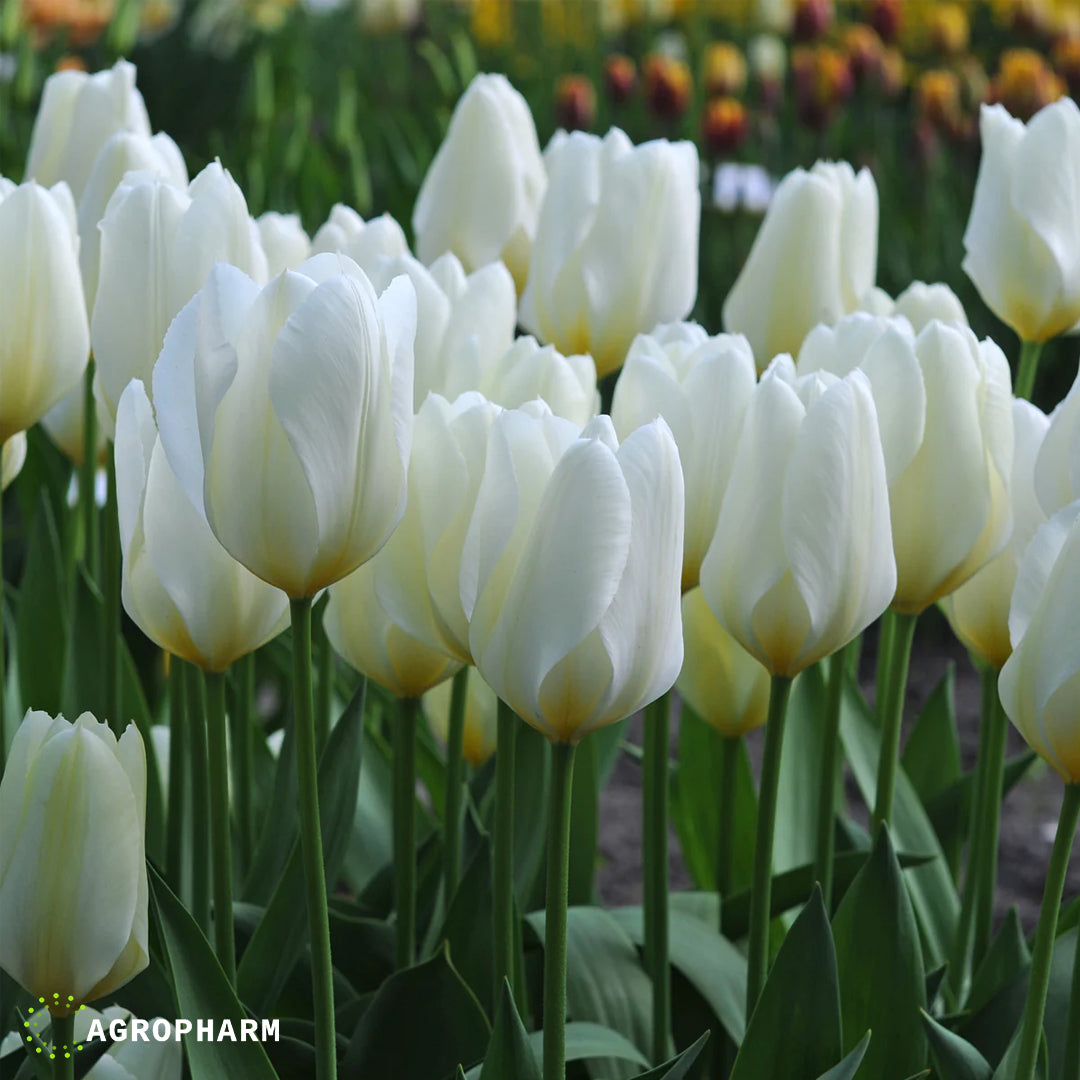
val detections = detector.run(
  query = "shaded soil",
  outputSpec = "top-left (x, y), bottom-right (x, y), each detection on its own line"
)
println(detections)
top-left (597, 614), bottom-right (1080, 933)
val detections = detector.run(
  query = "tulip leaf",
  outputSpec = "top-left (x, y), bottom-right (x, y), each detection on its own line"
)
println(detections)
top-left (326, 910), bottom-right (395, 997)
top-left (625, 1031), bottom-right (710, 1079)
top-left (243, 713), bottom-right (296, 903)
top-left (340, 946), bottom-right (489, 1079)
top-left (991, 1027), bottom-right (1047, 1080)
top-left (149, 866), bottom-right (278, 1080)
top-left (815, 1032), bottom-right (872, 1080)
top-left (440, 837), bottom-right (495, 1014)
top-left (478, 980), bottom-right (541, 1080)
top-left (729, 889), bottom-right (841, 1079)
top-left (967, 908), bottom-right (1030, 1015)
top-left (236, 680), bottom-right (366, 1017)
top-left (342, 719), bottom-right (394, 896)
top-left (921, 1010), bottom-right (992, 1080)
top-left (510, 720), bottom-right (551, 910)
top-left (833, 827), bottom-right (926, 1077)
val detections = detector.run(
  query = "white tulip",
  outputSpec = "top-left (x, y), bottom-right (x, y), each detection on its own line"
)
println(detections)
top-left (1034, 367), bottom-right (1080, 517)
top-left (425, 671), bottom-right (498, 767)
top-left (310, 204), bottom-right (409, 266)
top-left (257, 211), bottom-right (312, 275)
top-left (2, 433), bottom-right (26, 491)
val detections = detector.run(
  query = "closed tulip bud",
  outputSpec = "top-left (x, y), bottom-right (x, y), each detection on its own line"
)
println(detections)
top-left (704, 42), bottom-right (748, 97)
top-left (153, 256), bottom-right (415, 598)
top-left (1034, 367), bottom-right (1080, 516)
top-left (0, 181), bottom-right (89, 443)
top-left (521, 128), bottom-right (700, 379)
top-left (893, 280), bottom-right (968, 330)
top-left (604, 54), bottom-right (638, 104)
top-left (612, 322), bottom-right (756, 591)
top-left (842, 24), bottom-right (883, 84)
top-left (963, 99), bottom-right (1080, 343)
top-left (1052, 35), bottom-right (1080, 99)
top-left (990, 49), bottom-right (1066, 123)
top-left (748, 33), bottom-right (787, 106)
top-left (91, 163), bottom-right (268, 431)
top-left (554, 75), bottom-right (597, 133)
top-left (793, 0), bottom-right (833, 41)
top-left (413, 74), bottom-right (546, 292)
top-left (929, 3), bottom-right (970, 55)
top-left (700, 358), bottom-right (895, 676)
top-left (25, 60), bottom-right (150, 204)
top-left (464, 409), bottom-right (684, 744)
top-left (425, 672), bottom-right (498, 767)
top-left (481, 336), bottom-right (599, 427)
top-left (869, 0), bottom-right (901, 43)
top-left (999, 502), bottom-right (1080, 781)
top-left (0, 711), bottom-right (148, 1011)
top-left (942, 400), bottom-right (1049, 669)
top-left (723, 160), bottom-right (878, 366)
top-left (643, 55), bottom-right (693, 120)
top-left (311, 205), bottom-right (409, 267)
top-left (677, 587), bottom-right (770, 737)
top-left (115, 380), bottom-right (289, 672)
top-left (257, 212), bottom-right (311, 276)
top-left (2, 433), bottom-right (27, 491)
top-left (702, 98), bottom-right (750, 157)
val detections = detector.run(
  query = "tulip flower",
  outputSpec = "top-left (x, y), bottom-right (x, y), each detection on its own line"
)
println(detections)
top-left (413, 73), bottom-right (546, 291)
top-left (612, 323), bottom-right (757, 590)
top-left (25, 59), bottom-right (150, 204)
top-left (481, 336), bottom-right (599, 427)
top-left (0, 181), bottom-right (90, 443)
top-left (257, 211), bottom-right (312, 275)
top-left (861, 280), bottom-right (968, 332)
top-left (310, 204), bottom-right (409, 266)
top-left (722, 160), bottom-right (878, 365)
top-left (1034, 367), bottom-right (1080, 517)
top-left (425, 669), bottom-right (498, 768)
top-left (520, 127), bottom-right (700, 378)
top-left (91, 162), bottom-right (267, 431)
top-left (0, 711), bottom-right (148, 1011)
top-left (1, 434), bottom-right (26, 491)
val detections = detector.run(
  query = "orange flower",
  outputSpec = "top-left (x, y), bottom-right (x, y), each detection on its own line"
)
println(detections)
top-left (916, 68), bottom-right (964, 135)
top-left (703, 41), bottom-right (747, 97)
top-left (22, 0), bottom-right (112, 44)
top-left (555, 74), bottom-right (596, 132)
top-left (792, 43), bottom-right (852, 128)
top-left (643, 53), bottom-right (693, 120)
top-left (841, 23), bottom-right (883, 85)
top-left (604, 53), bottom-right (637, 104)
top-left (702, 96), bottom-right (749, 155)
top-left (991, 47), bottom-right (1066, 120)
top-left (928, 3), bottom-right (970, 56)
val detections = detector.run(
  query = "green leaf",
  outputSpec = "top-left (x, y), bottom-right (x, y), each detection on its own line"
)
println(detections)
top-left (236, 680), bottom-right (365, 1017)
top-left (340, 946), bottom-right (489, 1080)
top-left (833, 827), bottom-right (926, 1077)
top-left (990, 1028), bottom-right (1047, 1080)
top-left (243, 714), bottom-right (297, 903)
top-left (1044, 926), bottom-right (1077, 1080)
top-left (921, 1010), bottom-right (992, 1080)
top-left (626, 1031), bottom-right (710, 1080)
top-left (730, 889), bottom-right (841, 1079)
top-left (815, 1033), bottom-right (872, 1080)
top-left (150, 867), bottom-right (278, 1080)
top-left (479, 981), bottom-right (541, 1080)
top-left (440, 837), bottom-right (494, 1014)
top-left (511, 721), bottom-right (551, 909)
top-left (327, 911), bottom-right (394, 997)
top-left (342, 723), bottom-right (393, 895)
top-left (967, 908), bottom-right (1030, 1015)
top-left (462, 1023), bottom-right (649, 1080)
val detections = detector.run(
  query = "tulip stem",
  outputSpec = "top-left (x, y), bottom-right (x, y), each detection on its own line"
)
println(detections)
top-left (206, 670), bottom-right (236, 984)
top-left (393, 696), bottom-right (419, 970)
top-left (80, 360), bottom-right (98, 580)
top-left (493, 698), bottom-right (518, 1004)
top-left (1016, 783), bottom-right (1080, 1080)
top-left (815, 648), bottom-right (847, 910)
top-left (1015, 339), bottom-right (1044, 403)
top-left (0, 502), bottom-right (5, 775)
top-left (51, 1013), bottom-right (74, 1080)
top-left (746, 674), bottom-right (794, 1017)
top-left (1065, 914), bottom-right (1080, 1080)
top-left (315, 596), bottom-right (332, 752)
top-left (290, 596), bottom-right (337, 1080)
top-left (444, 666), bottom-right (469, 900)
top-left (233, 653), bottom-right (256, 876)
top-left (874, 612), bottom-right (896, 728)
top-left (187, 664), bottom-right (211, 935)
top-left (717, 734), bottom-right (740, 908)
top-left (643, 692), bottom-right (672, 1064)
top-left (872, 613), bottom-right (918, 829)
top-left (543, 740), bottom-right (577, 1080)
top-left (165, 654), bottom-right (187, 891)
top-left (103, 452), bottom-right (121, 733)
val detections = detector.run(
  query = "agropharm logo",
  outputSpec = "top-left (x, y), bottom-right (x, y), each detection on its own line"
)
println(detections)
top-left (87, 1016), bottom-right (280, 1044)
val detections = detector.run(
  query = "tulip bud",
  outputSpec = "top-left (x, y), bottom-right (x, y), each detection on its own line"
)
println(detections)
top-left (643, 54), bottom-right (693, 120)
top-left (928, 3), bottom-right (970, 55)
top-left (0, 711), bottom-right (148, 1011)
top-left (792, 44), bottom-right (853, 128)
top-left (413, 74), bottom-right (546, 292)
top-left (793, 0), bottom-right (833, 41)
top-left (25, 60), bottom-right (150, 204)
top-left (91, 162), bottom-right (268, 431)
top-left (677, 587), bottom-right (770, 737)
top-left (723, 160), bottom-right (878, 366)
top-left (2, 433), bottom-right (27, 491)
top-left (115, 380), bottom-right (289, 672)
top-left (425, 672), bottom-right (498, 768)
top-left (612, 322), bottom-right (756, 591)
top-left (990, 48), bottom-right (1065, 122)
top-left (875, 46), bottom-right (907, 100)
top-left (0, 181), bottom-right (89, 443)
top-left (464, 409), bottom-right (684, 743)
top-left (703, 42), bottom-right (748, 98)
top-left (311, 205), bottom-right (409, 267)
top-left (153, 256), bottom-right (415, 598)
top-left (702, 98), bottom-right (750, 156)
top-left (916, 69), bottom-right (965, 136)
top-left (699, 359), bottom-right (895, 676)
top-left (604, 54), bottom-right (638, 104)
top-left (999, 502), bottom-right (1080, 781)
top-left (481, 336), bottom-right (599, 427)
top-left (860, 280), bottom-right (968, 332)
top-left (257, 211), bottom-right (312, 275)
top-left (554, 75), bottom-right (596, 132)
top-left (748, 33), bottom-right (787, 107)
top-left (521, 127), bottom-right (700, 379)
top-left (1052, 35), bottom-right (1080, 99)
top-left (841, 24), bottom-right (883, 85)
top-left (963, 99), bottom-right (1080, 343)
top-left (85, 1012), bottom-right (182, 1079)
top-left (868, 0), bottom-right (901, 43)
top-left (942, 400), bottom-right (1049, 669)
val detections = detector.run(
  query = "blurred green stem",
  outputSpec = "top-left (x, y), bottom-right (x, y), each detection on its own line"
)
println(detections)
top-left (1065, 918), bottom-right (1080, 1080)
top-left (717, 734), bottom-right (740, 908)
top-left (1016, 784), bottom-right (1080, 1080)
top-left (290, 596), bottom-right (337, 1080)
top-left (493, 698), bottom-right (518, 1005)
top-left (444, 667), bottom-right (469, 900)
top-left (543, 741), bottom-right (577, 1080)
top-left (815, 648), bottom-right (846, 909)
top-left (393, 696), bottom-right (419, 969)
top-left (80, 360), bottom-right (98, 580)
top-left (643, 693), bottom-right (671, 1064)
top-left (872, 613), bottom-right (918, 829)
top-left (1015, 340), bottom-right (1044, 403)
top-left (104, 451), bottom-right (121, 732)
top-left (205, 670), bottom-right (235, 984)
top-left (165, 655), bottom-right (187, 890)
top-left (51, 1013), bottom-right (74, 1080)
top-left (187, 664), bottom-right (211, 935)
top-left (315, 596), bottom-right (332, 752)
top-left (233, 653), bottom-right (256, 876)
top-left (746, 674), bottom-right (794, 1017)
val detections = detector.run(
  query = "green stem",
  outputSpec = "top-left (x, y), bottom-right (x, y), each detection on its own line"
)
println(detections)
top-left (746, 674), bottom-right (794, 1017)
top-left (717, 734), bottom-right (740, 907)
top-left (872, 613), bottom-right (918, 829)
top-left (187, 664), bottom-right (211, 935)
top-left (290, 596), bottom-right (337, 1080)
top-left (315, 596), bottom-right (332, 752)
top-left (165, 655), bottom-right (187, 890)
top-left (543, 741), bottom-right (578, 1080)
top-left (1064, 915), bottom-right (1080, 1080)
top-left (0, 493), bottom-right (5, 776)
top-left (1015, 339), bottom-right (1044, 403)
top-left (815, 648), bottom-right (846, 910)
top-left (874, 611), bottom-right (896, 728)
top-left (80, 361), bottom-right (98, 580)
top-left (205, 670), bottom-right (235, 984)
top-left (444, 666), bottom-right (469, 900)
top-left (103, 450), bottom-right (121, 732)
top-left (1015, 784), bottom-right (1080, 1080)
top-left (51, 1012), bottom-right (74, 1080)
top-left (643, 693), bottom-right (671, 1064)
top-left (234, 653), bottom-right (256, 876)
top-left (493, 698), bottom-right (518, 1004)
top-left (393, 696), bottom-right (419, 969)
